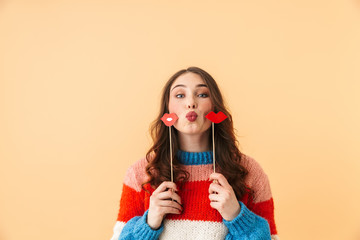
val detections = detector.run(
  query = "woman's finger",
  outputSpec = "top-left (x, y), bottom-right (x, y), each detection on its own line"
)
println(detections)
top-left (209, 173), bottom-right (231, 189)
top-left (156, 190), bottom-right (182, 204)
top-left (158, 199), bottom-right (183, 211)
top-left (209, 201), bottom-right (223, 211)
top-left (208, 182), bottom-right (225, 194)
top-left (159, 206), bottom-right (181, 215)
top-left (153, 181), bottom-right (178, 194)
top-left (209, 193), bottom-right (222, 202)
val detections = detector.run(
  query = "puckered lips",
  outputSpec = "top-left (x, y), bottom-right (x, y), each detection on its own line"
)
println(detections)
top-left (161, 113), bottom-right (178, 126)
top-left (205, 111), bottom-right (227, 123)
top-left (186, 111), bottom-right (198, 122)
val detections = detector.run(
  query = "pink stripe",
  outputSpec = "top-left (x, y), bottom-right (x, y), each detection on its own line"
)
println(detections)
top-left (123, 157), bottom-right (149, 192)
top-left (123, 154), bottom-right (273, 203)
top-left (182, 164), bottom-right (213, 182)
top-left (241, 154), bottom-right (272, 203)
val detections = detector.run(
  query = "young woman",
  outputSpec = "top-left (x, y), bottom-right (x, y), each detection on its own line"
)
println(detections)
top-left (110, 67), bottom-right (279, 240)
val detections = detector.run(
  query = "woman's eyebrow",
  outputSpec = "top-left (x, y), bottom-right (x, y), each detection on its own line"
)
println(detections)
top-left (171, 84), bottom-right (208, 92)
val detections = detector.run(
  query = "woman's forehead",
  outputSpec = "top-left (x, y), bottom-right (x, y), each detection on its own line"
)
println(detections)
top-left (171, 72), bottom-right (207, 89)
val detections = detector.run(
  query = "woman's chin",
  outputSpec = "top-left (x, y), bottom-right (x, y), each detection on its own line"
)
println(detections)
top-left (179, 128), bottom-right (205, 135)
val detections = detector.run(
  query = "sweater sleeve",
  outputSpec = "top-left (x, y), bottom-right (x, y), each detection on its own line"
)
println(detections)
top-left (110, 158), bottom-right (162, 240)
top-left (223, 201), bottom-right (271, 240)
top-left (118, 210), bottom-right (164, 239)
top-left (242, 155), bottom-right (279, 239)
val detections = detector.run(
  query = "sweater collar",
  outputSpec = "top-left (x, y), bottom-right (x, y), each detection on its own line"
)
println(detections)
top-left (176, 150), bottom-right (213, 165)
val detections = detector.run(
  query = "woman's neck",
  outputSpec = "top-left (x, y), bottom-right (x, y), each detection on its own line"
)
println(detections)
top-left (177, 130), bottom-right (211, 152)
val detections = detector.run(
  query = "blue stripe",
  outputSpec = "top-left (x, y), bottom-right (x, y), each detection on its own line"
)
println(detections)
top-left (176, 150), bottom-right (213, 165)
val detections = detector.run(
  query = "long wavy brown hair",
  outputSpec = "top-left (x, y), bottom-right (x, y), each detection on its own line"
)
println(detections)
top-left (142, 66), bottom-right (253, 200)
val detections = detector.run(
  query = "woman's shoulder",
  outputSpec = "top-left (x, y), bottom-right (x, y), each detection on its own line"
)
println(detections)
top-left (122, 156), bottom-right (150, 191)
top-left (240, 153), bottom-right (268, 177)
top-left (128, 156), bottom-right (149, 173)
top-left (240, 153), bottom-right (273, 203)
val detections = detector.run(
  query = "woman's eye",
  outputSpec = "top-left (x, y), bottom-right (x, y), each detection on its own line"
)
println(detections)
top-left (176, 94), bottom-right (185, 98)
top-left (198, 93), bottom-right (208, 98)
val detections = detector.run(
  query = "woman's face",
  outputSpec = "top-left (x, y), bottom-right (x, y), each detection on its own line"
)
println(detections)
top-left (168, 72), bottom-right (214, 135)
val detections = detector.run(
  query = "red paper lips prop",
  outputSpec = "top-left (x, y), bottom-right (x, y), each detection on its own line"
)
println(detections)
top-left (161, 113), bottom-right (178, 126)
top-left (161, 112), bottom-right (179, 184)
top-left (205, 111), bottom-right (227, 123)
top-left (205, 111), bottom-right (228, 175)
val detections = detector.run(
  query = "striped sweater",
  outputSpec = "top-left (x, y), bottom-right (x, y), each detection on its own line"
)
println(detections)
top-left (110, 150), bottom-right (279, 240)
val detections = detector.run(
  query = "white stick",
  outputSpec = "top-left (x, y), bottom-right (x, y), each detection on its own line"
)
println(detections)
top-left (212, 122), bottom-right (215, 173)
top-left (169, 126), bottom-right (173, 183)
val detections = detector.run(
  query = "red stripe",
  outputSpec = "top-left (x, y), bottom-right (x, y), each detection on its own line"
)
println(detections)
top-left (251, 198), bottom-right (277, 235)
top-left (117, 184), bottom-right (145, 222)
top-left (124, 181), bottom-right (252, 223)
top-left (166, 181), bottom-right (223, 222)
top-left (118, 181), bottom-right (277, 235)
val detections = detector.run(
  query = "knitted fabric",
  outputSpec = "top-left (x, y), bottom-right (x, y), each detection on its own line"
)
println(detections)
top-left (110, 151), bottom-right (279, 240)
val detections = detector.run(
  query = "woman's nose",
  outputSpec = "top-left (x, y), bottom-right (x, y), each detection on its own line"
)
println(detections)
top-left (187, 97), bottom-right (197, 109)
top-left (187, 104), bottom-right (196, 109)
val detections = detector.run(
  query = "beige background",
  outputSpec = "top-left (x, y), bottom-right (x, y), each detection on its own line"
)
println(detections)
top-left (1, 0), bottom-right (360, 239)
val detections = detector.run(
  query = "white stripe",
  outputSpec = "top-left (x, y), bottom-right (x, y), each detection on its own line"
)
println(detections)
top-left (110, 220), bottom-right (278, 240)
top-left (109, 221), bottom-right (126, 240)
top-left (159, 219), bottom-right (228, 240)
top-left (271, 234), bottom-right (280, 240)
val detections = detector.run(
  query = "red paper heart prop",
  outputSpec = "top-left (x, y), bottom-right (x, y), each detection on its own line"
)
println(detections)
top-left (205, 111), bottom-right (227, 123)
top-left (161, 113), bottom-right (178, 126)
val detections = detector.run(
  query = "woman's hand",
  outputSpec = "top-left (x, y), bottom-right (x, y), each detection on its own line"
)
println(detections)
top-left (147, 181), bottom-right (182, 230)
top-left (209, 173), bottom-right (241, 221)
